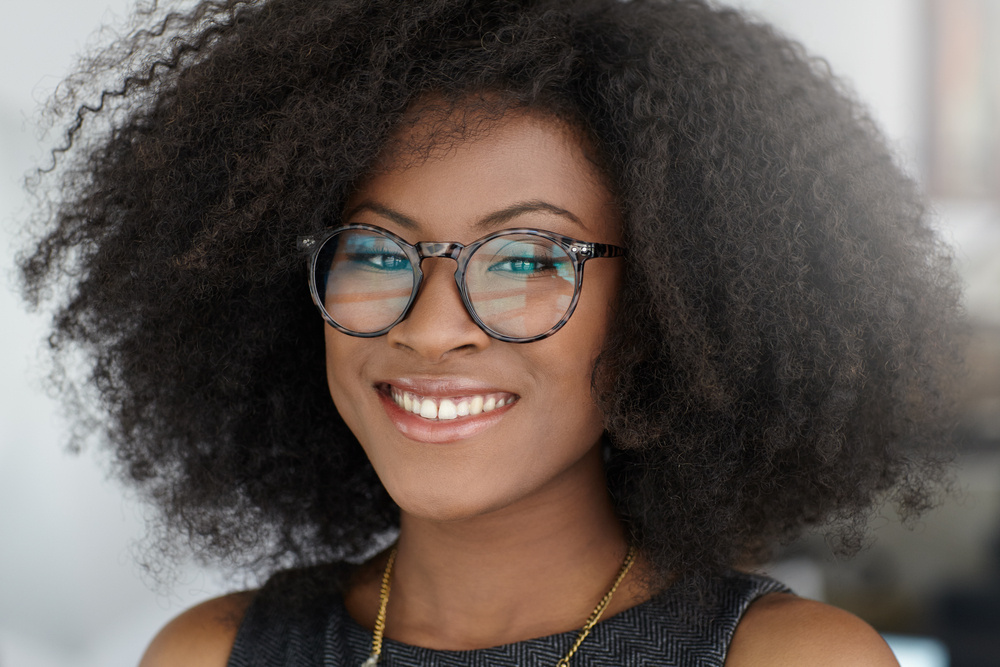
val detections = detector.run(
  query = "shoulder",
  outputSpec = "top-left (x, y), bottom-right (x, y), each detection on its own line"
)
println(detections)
top-left (139, 591), bottom-right (257, 667)
top-left (725, 593), bottom-right (899, 667)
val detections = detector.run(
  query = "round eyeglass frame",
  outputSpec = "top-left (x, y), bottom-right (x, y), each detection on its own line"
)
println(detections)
top-left (298, 223), bottom-right (625, 343)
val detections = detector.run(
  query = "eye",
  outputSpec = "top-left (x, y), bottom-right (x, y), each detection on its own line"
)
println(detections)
top-left (347, 250), bottom-right (411, 271)
top-left (489, 255), bottom-right (557, 274)
top-left (483, 239), bottom-right (570, 278)
top-left (340, 235), bottom-right (411, 272)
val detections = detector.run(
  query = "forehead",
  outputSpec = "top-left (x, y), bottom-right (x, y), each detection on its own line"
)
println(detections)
top-left (346, 108), bottom-right (621, 243)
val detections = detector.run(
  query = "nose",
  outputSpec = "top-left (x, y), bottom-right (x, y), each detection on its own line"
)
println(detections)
top-left (386, 258), bottom-right (492, 361)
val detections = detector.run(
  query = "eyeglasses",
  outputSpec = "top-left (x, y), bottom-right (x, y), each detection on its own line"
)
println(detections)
top-left (299, 223), bottom-right (624, 343)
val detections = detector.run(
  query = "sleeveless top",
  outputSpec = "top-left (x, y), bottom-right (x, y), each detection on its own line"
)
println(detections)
top-left (227, 570), bottom-right (789, 666)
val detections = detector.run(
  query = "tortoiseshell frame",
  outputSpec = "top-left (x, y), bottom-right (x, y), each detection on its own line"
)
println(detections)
top-left (298, 223), bottom-right (625, 343)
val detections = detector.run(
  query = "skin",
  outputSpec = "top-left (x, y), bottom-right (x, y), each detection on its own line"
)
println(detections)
top-left (139, 110), bottom-right (899, 667)
top-left (329, 110), bottom-right (635, 649)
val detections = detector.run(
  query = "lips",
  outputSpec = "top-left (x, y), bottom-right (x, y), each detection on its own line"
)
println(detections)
top-left (387, 385), bottom-right (518, 420)
top-left (375, 380), bottom-right (519, 443)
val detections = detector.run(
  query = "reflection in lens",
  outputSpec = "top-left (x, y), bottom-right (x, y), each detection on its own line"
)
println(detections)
top-left (465, 235), bottom-right (575, 338)
top-left (315, 229), bottom-right (414, 333)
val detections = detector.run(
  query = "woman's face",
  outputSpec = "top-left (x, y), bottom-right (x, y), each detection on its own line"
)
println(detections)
top-left (325, 110), bottom-right (623, 522)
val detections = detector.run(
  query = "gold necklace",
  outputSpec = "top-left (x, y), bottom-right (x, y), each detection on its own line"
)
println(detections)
top-left (361, 544), bottom-right (638, 667)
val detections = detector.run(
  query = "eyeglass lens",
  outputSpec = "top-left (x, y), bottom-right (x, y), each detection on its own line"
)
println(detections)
top-left (314, 228), bottom-right (577, 339)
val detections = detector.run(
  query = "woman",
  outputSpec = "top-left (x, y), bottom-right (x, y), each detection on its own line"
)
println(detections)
top-left (20, 0), bottom-right (962, 664)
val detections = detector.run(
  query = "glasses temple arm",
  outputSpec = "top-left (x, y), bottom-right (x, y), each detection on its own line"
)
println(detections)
top-left (579, 242), bottom-right (626, 259)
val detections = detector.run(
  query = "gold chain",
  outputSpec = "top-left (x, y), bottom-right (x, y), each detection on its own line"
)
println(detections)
top-left (362, 544), bottom-right (637, 667)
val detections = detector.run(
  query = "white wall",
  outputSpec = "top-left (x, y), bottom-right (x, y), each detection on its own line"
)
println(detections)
top-left (0, 3), bottom-right (227, 666)
top-left (734, 0), bottom-right (926, 166)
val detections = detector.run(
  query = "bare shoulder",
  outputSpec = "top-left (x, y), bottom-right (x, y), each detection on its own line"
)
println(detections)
top-left (138, 591), bottom-right (256, 667)
top-left (725, 593), bottom-right (899, 667)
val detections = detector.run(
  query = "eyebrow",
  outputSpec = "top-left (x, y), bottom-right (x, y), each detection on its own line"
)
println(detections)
top-left (343, 202), bottom-right (419, 229)
top-left (343, 200), bottom-right (585, 232)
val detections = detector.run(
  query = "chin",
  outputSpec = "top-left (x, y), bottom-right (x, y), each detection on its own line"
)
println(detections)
top-left (388, 477), bottom-right (524, 524)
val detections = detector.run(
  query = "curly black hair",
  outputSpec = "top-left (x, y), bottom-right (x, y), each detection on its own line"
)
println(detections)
top-left (19, 0), bottom-right (963, 588)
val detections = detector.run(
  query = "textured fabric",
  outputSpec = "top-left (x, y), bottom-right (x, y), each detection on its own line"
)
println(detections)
top-left (227, 570), bottom-right (788, 666)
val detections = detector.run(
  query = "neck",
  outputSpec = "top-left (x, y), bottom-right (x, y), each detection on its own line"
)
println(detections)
top-left (347, 444), bottom-right (647, 650)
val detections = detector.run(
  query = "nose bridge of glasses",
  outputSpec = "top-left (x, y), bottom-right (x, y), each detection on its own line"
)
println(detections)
top-left (415, 241), bottom-right (464, 262)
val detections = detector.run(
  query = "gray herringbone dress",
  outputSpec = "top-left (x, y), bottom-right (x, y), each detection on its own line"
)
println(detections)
top-left (227, 570), bottom-right (787, 666)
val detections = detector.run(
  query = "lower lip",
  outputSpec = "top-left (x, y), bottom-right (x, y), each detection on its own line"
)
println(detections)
top-left (377, 390), bottom-right (516, 444)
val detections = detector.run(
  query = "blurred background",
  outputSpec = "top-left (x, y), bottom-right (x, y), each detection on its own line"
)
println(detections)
top-left (1, 1), bottom-right (998, 665)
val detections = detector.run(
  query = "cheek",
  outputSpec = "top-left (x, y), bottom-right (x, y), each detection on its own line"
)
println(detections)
top-left (535, 265), bottom-right (621, 427)
top-left (567, 260), bottom-right (621, 360)
top-left (324, 328), bottom-right (367, 434)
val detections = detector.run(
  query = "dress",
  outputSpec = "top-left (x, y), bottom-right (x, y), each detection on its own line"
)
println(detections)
top-left (226, 570), bottom-right (788, 666)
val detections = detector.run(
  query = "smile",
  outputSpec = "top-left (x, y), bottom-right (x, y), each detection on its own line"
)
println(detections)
top-left (387, 386), bottom-right (518, 421)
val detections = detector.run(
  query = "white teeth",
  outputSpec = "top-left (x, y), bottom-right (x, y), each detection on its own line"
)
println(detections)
top-left (419, 398), bottom-right (438, 419)
top-left (389, 388), bottom-right (514, 420)
top-left (438, 399), bottom-right (457, 420)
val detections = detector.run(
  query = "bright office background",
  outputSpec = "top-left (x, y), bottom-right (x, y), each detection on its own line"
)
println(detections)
top-left (1, 1), bottom-right (998, 666)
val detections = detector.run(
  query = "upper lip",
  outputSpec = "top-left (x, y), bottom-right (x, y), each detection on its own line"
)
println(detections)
top-left (376, 377), bottom-right (518, 398)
